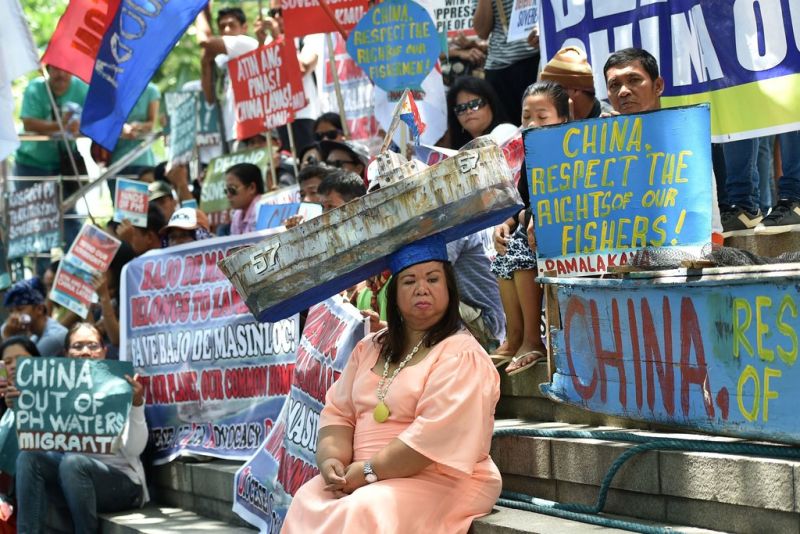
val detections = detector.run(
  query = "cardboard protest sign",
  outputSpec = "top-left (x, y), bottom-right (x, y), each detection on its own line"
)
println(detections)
top-left (347, 0), bottom-right (441, 92)
top-left (120, 231), bottom-right (300, 463)
top-left (165, 91), bottom-right (198, 165)
top-left (282, 0), bottom-right (368, 39)
top-left (256, 202), bottom-right (323, 230)
top-left (426, 0), bottom-right (475, 36)
top-left (49, 224), bottom-right (122, 319)
top-left (506, 0), bottom-right (537, 42)
top-left (15, 357), bottom-right (134, 454)
top-left (318, 33), bottom-right (380, 145)
top-left (0, 410), bottom-right (17, 474)
top-left (114, 178), bottom-right (150, 227)
top-left (232, 298), bottom-right (366, 532)
top-left (525, 105), bottom-right (712, 276)
top-left (200, 147), bottom-right (272, 226)
top-left (7, 181), bottom-right (61, 259)
top-left (229, 37), bottom-right (307, 140)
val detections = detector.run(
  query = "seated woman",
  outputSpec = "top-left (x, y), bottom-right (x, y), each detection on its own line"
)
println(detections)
top-left (14, 323), bottom-right (147, 534)
top-left (282, 235), bottom-right (502, 533)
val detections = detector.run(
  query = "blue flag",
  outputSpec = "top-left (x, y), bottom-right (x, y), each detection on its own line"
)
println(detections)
top-left (81, 0), bottom-right (206, 151)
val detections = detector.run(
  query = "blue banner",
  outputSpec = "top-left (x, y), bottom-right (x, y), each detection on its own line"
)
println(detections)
top-left (81, 0), bottom-right (207, 150)
top-left (525, 105), bottom-right (712, 276)
top-left (119, 231), bottom-right (299, 463)
top-left (232, 298), bottom-right (365, 532)
top-left (539, 0), bottom-right (800, 140)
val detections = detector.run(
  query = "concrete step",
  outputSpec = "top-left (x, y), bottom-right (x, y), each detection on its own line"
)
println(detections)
top-left (493, 420), bottom-right (800, 534)
top-left (100, 504), bottom-right (255, 533)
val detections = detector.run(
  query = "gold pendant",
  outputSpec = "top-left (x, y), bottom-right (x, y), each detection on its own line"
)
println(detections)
top-left (373, 401), bottom-right (390, 423)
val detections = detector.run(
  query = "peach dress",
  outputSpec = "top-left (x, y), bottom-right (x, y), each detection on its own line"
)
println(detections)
top-left (281, 331), bottom-right (502, 534)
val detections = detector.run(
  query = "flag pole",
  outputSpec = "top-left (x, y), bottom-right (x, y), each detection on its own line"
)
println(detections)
top-left (40, 66), bottom-right (97, 227)
top-left (379, 89), bottom-right (410, 153)
top-left (266, 131), bottom-right (278, 190)
top-left (287, 122), bottom-right (300, 177)
top-left (325, 33), bottom-right (350, 139)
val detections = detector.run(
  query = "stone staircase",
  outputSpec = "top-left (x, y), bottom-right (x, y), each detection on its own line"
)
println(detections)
top-left (98, 360), bottom-right (800, 533)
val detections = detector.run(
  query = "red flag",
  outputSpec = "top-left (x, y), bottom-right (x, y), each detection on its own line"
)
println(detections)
top-left (41, 0), bottom-right (120, 82)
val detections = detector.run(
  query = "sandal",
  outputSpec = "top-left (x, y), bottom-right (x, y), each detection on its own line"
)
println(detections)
top-left (506, 350), bottom-right (546, 376)
top-left (489, 354), bottom-right (514, 367)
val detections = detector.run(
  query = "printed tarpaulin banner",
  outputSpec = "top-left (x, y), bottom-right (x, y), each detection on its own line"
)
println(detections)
top-left (81, 0), bottom-right (207, 150)
top-left (539, 0), bottom-right (800, 141)
top-left (120, 231), bottom-right (299, 464)
top-left (165, 91), bottom-right (198, 165)
top-left (282, 0), bottom-right (368, 39)
top-left (232, 298), bottom-right (366, 532)
top-left (6, 181), bottom-right (61, 260)
top-left (525, 105), bottom-right (712, 276)
top-left (15, 357), bottom-right (134, 454)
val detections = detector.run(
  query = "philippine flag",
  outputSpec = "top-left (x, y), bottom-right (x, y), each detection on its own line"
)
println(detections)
top-left (398, 90), bottom-right (426, 143)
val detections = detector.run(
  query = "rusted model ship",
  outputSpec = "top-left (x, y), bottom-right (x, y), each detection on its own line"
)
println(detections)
top-left (219, 140), bottom-right (523, 323)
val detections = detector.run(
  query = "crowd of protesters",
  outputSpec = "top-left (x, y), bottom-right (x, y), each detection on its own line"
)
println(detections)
top-left (1, 1), bottom-right (799, 532)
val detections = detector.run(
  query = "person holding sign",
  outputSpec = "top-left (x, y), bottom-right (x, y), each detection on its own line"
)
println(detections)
top-left (603, 48), bottom-right (723, 243)
top-left (15, 323), bottom-right (147, 534)
top-left (491, 81), bottom-right (570, 375)
top-left (282, 236), bottom-right (501, 533)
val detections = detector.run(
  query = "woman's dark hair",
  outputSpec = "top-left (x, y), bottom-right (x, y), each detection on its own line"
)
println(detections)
top-left (225, 163), bottom-right (265, 194)
top-left (0, 336), bottom-right (41, 358)
top-left (446, 76), bottom-right (506, 149)
top-left (64, 322), bottom-right (104, 351)
top-left (313, 112), bottom-right (343, 132)
top-left (375, 261), bottom-right (462, 363)
top-left (522, 81), bottom-right (570, 121)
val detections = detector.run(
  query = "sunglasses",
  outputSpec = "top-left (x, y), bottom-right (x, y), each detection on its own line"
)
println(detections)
top-left (453, 98), bottom-right (485, 116)
top-left (326, 159), bottom-right (356, 168)
top-left (268, 7), bottom-right (282, 17)
top-left (315, 129), bottom-right (342, 141)
top-left (69, 342), bottom-right (103, 353)
top-left (225, 185), bottom-right (240, 196)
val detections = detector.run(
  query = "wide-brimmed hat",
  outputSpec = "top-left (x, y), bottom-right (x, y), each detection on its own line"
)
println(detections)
top-left (319, 140), bottom-right (370, 168)
top-left (539, 46), bottom-right (596, 93)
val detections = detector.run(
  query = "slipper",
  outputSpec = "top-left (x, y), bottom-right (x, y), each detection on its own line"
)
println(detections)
top-left (489, 354), bottom-right (514, 367)
top-left (506, 350), bottom-right (546, 376)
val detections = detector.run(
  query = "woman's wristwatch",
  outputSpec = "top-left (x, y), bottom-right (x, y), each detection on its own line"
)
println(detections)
top-left (363, 461), bottom-right (378, 483)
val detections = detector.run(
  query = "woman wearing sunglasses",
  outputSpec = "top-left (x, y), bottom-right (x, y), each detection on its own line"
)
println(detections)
top-left (445, 76), bottom-right (510, 149)
top-left (225, 163), bottom-right (265, 235)
top-left (313, 113), bottom-right (346, 143)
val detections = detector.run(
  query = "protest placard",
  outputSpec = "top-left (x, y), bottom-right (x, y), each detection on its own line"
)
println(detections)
top-left (347, 0), bottom-right (441, 92)
top-left (506, 0), bottom-right (537, 42)
top-left (120, 231), bottom-right (300, 463)
top-left (0, 234), bottom-right (9, 291)
top-left (49, 224), bottom-right (121, 319)
top-left (525, 105), bottom-right (712, 276)
top-left (7, 181), bottom-right (61, 259)
top-left (282, 0), bottom-right (368, 39)
top-left (539, 0), bottom-right (800, 140)
top-left (114, 178), bottom-right (149, 227)
top-left (426, 0), bottom-right (474, 36)
top-left (165, 91), bottom-right (198, 164)
top-left (197, 98), bottom-right (222, 147)
top-left (229, 37), bottom-right (307, 140)
top-left (200, 147), bottom-right (272, 226)
top-left (232, 298), bottom-right (366, 532)
top-left (0, 410), bottom-right (17, 474)
top-left (256, 202), bottom-right (323, 230)
top-left (15, 357), bottom-right (134, 454)
top-left (318, 33), bottom-right (380, 145)
top-left (65, 224), bottom-right (122, 274)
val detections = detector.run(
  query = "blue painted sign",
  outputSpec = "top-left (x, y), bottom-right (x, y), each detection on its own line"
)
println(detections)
top-left (256, 202), bottom-right (323, 230)
top-left (232, 298), bottom-right (365, 532)
top-left (525, 105), bottom-right (712, 276)
top-left (114, 178), bottom-right (150, 228)
top-left (119, 231), bottom-right (298, 463)
top-left (15, 357), bottom-right (134, 454)
top-left (542, 269), bottom-right (800, 444)
top-left (346, 0), bottom-right (440, 92)
top-left (538, 0), bottom-right (800, 140)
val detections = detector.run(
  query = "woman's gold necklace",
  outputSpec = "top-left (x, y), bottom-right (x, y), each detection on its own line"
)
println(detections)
top-left (374, 337), bottom-right (425, 423)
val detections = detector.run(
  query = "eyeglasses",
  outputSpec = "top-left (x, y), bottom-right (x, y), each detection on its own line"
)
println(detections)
top-left (267, 7), bottom-right (282, 17)
top-left (326, 159), bottom-right (356, 168)
top-left (225, 185), bottom-right (240, 196)
top-left (315, 129), bottom-right (342, 141)
top-left (69, 342), bottom-right (103, 353)
top-left (453, 98), bottom-right (485, 116)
